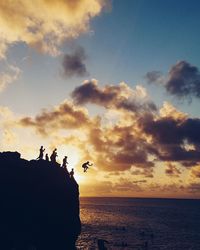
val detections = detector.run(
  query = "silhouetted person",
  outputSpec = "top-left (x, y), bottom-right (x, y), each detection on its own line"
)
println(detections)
top-left (50, 148), bottom-right (58, 163)
top-left (45, 153), bottom-right (49, 161)
top-left (62, 156), bottom-right (68, 171)
top-left (36, 146), bottom-right (45, 160)
top-left (70, 168), bottom-right (74, 178)
top-left (82, 161), bottom-right (93, 172)
top-left (97, 239), bottom-right (108, 250)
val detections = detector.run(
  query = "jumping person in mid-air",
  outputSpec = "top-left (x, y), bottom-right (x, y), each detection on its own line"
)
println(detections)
top-left (82, 161), bottom-right (93, 173)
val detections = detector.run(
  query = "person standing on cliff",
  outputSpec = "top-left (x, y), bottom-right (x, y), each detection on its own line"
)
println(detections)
top-left (82, 161), bottom-right (93, 172)
top-left (62, 156), bottom-right (69, 171)
top-left (70, 168), bottom-right (74, 178)
top-left (36, 146), bottom-right (45, 160)
top-left (50, 148), bottom-right (58, 163)
top-left (45, 153), bottom-right (49, 161)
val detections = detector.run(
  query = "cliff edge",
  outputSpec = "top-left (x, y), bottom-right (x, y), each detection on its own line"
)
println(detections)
top-left (0, 151), bottom-right (81, 250)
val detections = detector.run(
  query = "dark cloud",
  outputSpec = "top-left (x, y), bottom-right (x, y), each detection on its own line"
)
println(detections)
top-left (118, 99), bottom-right (157, 113)
top-left (62, 47), bottom-right (88, 78)
top-left (165, 61), bottom-right (200, 100)
top-left (146, 61), bottom-right (200, 101)
top-left (142, 115), bottom-right (200, 165)
top-left (71, 80), bottom-right (157, 113)
top-left (72, 79), bottom-right (117, 106)
top-left (143, 116), bottom-right (200, 146)
top-left (145, 71), bottom-right (163, 84)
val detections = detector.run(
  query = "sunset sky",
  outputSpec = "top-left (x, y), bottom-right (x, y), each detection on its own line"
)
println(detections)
top-left (0, 0), bottom-right (200, 198)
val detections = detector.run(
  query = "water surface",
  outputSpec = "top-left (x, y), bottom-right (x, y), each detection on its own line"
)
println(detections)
top-left (77, 197), bottom-right (200, 249)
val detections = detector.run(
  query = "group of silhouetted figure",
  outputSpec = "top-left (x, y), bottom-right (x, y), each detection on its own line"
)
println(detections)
top-left (36, 146), bottom-right (57, 163)
top-left (36, 146), bottom-right (93, 177)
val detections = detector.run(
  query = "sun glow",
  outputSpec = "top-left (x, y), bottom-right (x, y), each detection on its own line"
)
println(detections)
top-left (74, 173), bottom-right (87, 184)
top-left (57, 145), bottom-right (87, 184)
top-left (57, 145), bottom-right (80, 166)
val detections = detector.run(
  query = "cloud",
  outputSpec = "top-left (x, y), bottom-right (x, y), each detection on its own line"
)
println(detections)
top-left (145, 71), bottom-right (163, 84)
top-left (191, 166), bottom-right (200, 178)
top-left (148, 183), bottom-right (185, 194)
top-left (18, 80), bottom-right (200, 177)
top-left (62, 47), bottom-right (88, 78)
top-left (146, 61), bottom-right (200, 101)
top-left (187, 183), bottom-right (200, 193)
top-left (113, 178), bottom-right (143, 192)
top-left (131, 167), bottom-right (154, 178)
top-left (81, 178), bottom-right (144, 196)
top-left (72, 79), bottom-right (118, 105)
top-left (20, 100), bottom-right (92, 136)
top-left (165, 61), bottom-right (200, 100)
top-left (0, 106), bottom-right (13, 119)
top-left (132, 180), bottom-right (147, 184)
top-left (159, 101), bottom-right (187, 120)
top-left (2, 129), bottom-right (17, 145)
top-left (141, 114), bottom-right (200, 165)
top-left (18, 81), bottom-right (156, 173)
top-left (71, 79), bottom-right (157, 113)
top-left (165, 163), bottom-right (181, 177)
top-left (0, 106), bottom-right (17, 129)
top-left (86, 123), bottom-right (155, 172)
top-left (0, 64), bottom-right (21, 92)
top-left (0, 0), bottom-right (108, 58)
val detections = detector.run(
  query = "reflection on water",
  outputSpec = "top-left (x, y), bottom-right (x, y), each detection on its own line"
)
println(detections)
top-left (77, 197), bottom-right (200, 250)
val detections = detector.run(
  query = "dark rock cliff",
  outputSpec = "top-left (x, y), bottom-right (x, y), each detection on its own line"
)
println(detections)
top-left (0, 151), bottom-right (81, 250)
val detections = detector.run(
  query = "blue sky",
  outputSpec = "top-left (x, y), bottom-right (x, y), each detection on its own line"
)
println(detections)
top-left (1, 0), bottom-right (200, 116)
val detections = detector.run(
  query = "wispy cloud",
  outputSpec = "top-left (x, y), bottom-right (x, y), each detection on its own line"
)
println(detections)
top-left (0, 64), bottom-right (21, 92)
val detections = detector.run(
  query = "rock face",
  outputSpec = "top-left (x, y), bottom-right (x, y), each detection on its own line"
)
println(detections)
top-left (0, 152), bottom-right (81, 250)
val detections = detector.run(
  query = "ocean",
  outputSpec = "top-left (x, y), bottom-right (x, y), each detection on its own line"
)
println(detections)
top-left (77, 197), bottom-right (200, 250)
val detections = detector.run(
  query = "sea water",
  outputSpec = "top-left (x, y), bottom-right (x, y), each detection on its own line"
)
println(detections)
top-left (77, 197), bottom-right (200, 250)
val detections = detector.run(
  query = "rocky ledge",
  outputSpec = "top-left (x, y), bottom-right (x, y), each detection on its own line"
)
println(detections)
top-left (0, 151), bottom-right (81, 250)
